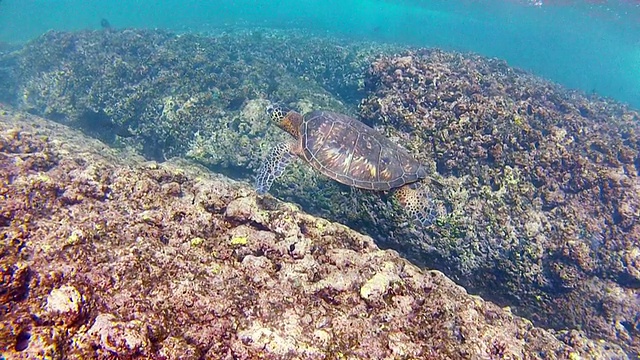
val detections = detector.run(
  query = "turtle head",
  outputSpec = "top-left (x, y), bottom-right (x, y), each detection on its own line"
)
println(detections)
top-left (266, 104), bottom-right (302, 138)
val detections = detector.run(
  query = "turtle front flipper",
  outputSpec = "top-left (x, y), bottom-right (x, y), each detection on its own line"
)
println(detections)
top-left (394, 184), bottom-right (437, 227)
top-left (255, 141), bottom-right (296, 195)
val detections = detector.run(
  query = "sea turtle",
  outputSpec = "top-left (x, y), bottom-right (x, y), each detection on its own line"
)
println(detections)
top-left (255, 104), bottom-right (436, 226)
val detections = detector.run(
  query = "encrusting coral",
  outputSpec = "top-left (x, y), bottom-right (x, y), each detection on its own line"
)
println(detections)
top-left (360, 49), bottom-right (640, 355)
top-left (0, 107), bottom-right (629, 359)
top-left (2, 29), bottom-right (639, 355)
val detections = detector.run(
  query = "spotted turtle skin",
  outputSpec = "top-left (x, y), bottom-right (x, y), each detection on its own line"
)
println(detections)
top-left (294, 110), bottom-right (427, 191)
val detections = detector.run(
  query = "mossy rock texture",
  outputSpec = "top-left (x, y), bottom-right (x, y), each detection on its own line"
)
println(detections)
top-left (7, 29), bottom-right (387, 168)
top-left (2, 30), bottom-right (639, 355)
top-left (1, 108), bottom-right (630, 359)
top-left (360, 49), bottom-right (640, 355)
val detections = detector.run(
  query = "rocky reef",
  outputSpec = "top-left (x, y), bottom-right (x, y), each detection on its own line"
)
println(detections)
top-left (1, 29), bottom-right (639, 355)
top-left (1, 108), bottom-right (629, 359)
top-left (0, 41), bottom-right (18, 104)
top-left (2, 28), bottom-right (396, 241)
top-left (360, 49), bottom-right (640, 355)
top-left (7, 29), bottom-right (386, 166)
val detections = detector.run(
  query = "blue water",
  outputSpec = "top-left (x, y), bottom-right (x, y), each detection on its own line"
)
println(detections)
top-left (0, 0), bottom-right (639, 108)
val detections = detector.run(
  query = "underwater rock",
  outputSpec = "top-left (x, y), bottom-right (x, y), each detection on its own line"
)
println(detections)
top-left (5, 29), bottom-right (386, 168)
top-left (0, 107), bottom-right (629, 359)
top-left (44, 285), bottom-right (86, 327)
top-left (85, 313), bottom-right (152, 357)
top-left (2, 28), bottom-right (639, 356)
top-left (0, 42), bottom-right (17, 105)
top-left (360, 49), bottom-right (640, 356)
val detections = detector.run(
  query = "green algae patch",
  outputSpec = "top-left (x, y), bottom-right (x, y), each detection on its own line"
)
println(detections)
top-left (190, 237), bottom-right (205, 247)
top-left (66, 229), bottom-right (85, 246)
top-left (315, 219), bottom-right (328, 231)
top-left (209, 263), bottom-right (222, 275)
top-left (568, 353), bottom-right (581, 360)
top-left (230, 236), bottom-right (248, 246)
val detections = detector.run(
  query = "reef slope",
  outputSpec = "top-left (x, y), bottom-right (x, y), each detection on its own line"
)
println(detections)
top-left (0, 108), bottom-right (628, 359)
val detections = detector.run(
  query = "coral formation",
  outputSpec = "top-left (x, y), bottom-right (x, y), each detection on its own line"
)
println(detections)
top-left (7, 29), bottom-right (384, 168)
top-left (0, 107), bottom-right (629, 359)
top-left (360, 49), bottom-right (640, 355)
top-left (0, 42), bottom-right (18, 104)
top-left (1, 29), bottom-right (639, 355)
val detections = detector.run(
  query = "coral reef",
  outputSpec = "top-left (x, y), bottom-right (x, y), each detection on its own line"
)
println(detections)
top-left (0, 42), bottom-right (18, 104)
top-left (2, 28), bottom-right (393, 237)
top-left (2, 29), bottom-right (639, 355)
top-left (0, 107), bottom-right (629, 359)
top-left (6, 29), bottom-right (387, 169)
top-left (360, 49), bottom-right (640, 355)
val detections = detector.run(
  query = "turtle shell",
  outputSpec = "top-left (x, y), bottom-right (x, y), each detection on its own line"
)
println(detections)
top-left (299, 110), bottom-right (426, 191)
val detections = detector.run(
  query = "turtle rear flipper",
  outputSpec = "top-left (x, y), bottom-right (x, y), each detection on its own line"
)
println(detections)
top-left (255, 141), bottom-right (296, 195)
top-left (395, 184), bottom-right (437, 227)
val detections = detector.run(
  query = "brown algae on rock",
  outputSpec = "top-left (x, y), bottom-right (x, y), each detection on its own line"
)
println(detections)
top-left (0, 108), bottom-right (631, 358)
